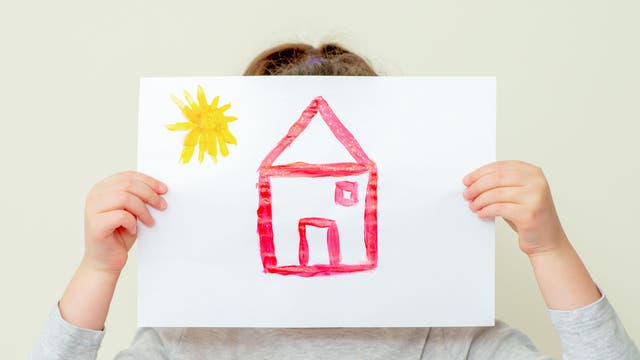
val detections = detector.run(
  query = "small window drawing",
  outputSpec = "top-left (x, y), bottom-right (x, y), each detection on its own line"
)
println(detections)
top-left (334, 181), bottom-right (359, 206)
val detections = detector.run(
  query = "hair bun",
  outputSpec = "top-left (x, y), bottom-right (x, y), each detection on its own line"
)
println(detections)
top-left (244, 42), bottom-right (376, 76)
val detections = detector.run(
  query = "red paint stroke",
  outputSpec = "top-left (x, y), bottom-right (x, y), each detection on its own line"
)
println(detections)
top-left (257, 96), bottom-right (378, 277)
top-left (334, 181), bottom-right (359, 206)
top-left (298, 217), bottom-right (341, 266)
top-left (266, 264), bottom-right (377, 277)
top-left (260, 162), bottom-right (368, 178)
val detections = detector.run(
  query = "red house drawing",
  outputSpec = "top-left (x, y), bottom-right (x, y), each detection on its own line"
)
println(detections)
top-left (257, 96), bottom-right (378, 277)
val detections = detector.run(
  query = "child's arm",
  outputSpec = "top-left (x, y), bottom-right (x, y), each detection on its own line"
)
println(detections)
top-left (59, 171), bottom-right (167, 330)
top-left (462, 160), bottom-right (600, 310)
top-left (463, 160), bottom-right (639, 359)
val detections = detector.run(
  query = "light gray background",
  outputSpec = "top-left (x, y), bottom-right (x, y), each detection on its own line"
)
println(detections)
top-left (1, 1), bottom-right (638, 358)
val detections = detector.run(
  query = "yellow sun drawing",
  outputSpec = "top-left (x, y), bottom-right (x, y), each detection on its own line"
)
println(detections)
top-left (166, 85), bottom-right (238, 164)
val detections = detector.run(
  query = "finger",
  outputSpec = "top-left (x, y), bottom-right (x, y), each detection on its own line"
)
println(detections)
top-left (469, 186), bottom-right (522, 211)
top-left (109, 171), bottom-right (168, 194)
top-left (125, 180), bottom-right (167, 210)
top-left (463, 160), bottom-right (528, 186)
top-left (97, 179), bottom-right (166, 211)
top-left (92, 210), bottom-right (137, 238)
top-left (98, 191), bottom-right (155, 226)
top-left (121, 231), bottom-right (137, 251)
top-left (476, 203), bottom-right (522, 220)
top-left (463, 170), bottom-right (524, 201)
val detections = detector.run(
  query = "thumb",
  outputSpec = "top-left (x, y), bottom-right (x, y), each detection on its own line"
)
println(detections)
top-left (117, 227), bottom-right (137, 251)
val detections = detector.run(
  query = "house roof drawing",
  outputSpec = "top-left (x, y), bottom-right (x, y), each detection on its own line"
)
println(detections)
top-left (258, 96), bottom-right (375, 175)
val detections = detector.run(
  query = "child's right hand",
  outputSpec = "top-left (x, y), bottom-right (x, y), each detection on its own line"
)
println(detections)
top-left (82, 171), bottom-right (167, 273)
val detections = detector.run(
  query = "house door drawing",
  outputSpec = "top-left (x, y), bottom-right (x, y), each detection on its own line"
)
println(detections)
top-left (257, 96), bottom-right (378, 277)
top-left (298, 217), bottom-right (341, 267)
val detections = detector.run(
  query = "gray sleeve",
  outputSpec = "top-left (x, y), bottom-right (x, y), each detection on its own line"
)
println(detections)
top-left (548, 294), bottom-right (640, 360)
top-left (29, 304), bottom-right (176, 360)
top-left (465, 320), bottom-right (553, 359)
top-left (466, 294), bottom-right (638, 360)
top-left (29, 304), bottom-right (104, 360)
top-left (113, 328), bottom-right (180, 359)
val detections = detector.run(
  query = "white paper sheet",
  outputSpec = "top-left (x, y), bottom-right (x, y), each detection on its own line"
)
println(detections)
top-left (137, 76), bottom-right (495, 327)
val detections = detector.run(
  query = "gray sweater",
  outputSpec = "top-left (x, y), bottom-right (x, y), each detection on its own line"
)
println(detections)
top-left (31, 294), bottom-right (639, 359)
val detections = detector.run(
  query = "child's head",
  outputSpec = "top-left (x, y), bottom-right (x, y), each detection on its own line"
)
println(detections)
top-left (244, 43), bottom-right (377, 76)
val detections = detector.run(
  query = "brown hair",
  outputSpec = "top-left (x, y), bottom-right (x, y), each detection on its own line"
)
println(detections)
top-left (244, 43), bottom-right (377, 76)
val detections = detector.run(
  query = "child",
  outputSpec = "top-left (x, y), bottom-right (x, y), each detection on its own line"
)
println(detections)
top-left (31, 44), bottom-right (639, 359)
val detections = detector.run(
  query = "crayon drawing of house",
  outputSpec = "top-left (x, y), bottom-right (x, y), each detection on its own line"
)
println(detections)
top-left (257, 96), bottom-right (378, 277)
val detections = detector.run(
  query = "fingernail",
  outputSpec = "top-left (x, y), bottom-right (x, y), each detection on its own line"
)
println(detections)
top-left (462, 175), bottom-right (469, 184)
top-left (160, 197), bottom-right (167, 209)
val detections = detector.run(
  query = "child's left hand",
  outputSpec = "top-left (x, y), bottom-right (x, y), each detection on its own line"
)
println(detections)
top-left (462, 160), bottom-right (568, 257)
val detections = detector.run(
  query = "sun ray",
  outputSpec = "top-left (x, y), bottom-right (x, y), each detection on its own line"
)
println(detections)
top-left (210, 96), bottom-right (219, 108)
top-left (217, 132), bottom-right (229, 157)
top-left (196, 85), bottom-right (208, 108)
top-left (183, 90), bottom-right (197, 110)
top-left (206, 131), bottom-right (218, 162)
top-left (184, 129), bottom-right (200, 148)
top-left (166, 122), bottom-right (194, 131)
top-left (198, 133), bottom-right (207, 163)
top-left (180, 146), bottom-right (195, 164)
top-left (166, 86), bottom-right (238, 164)
top-left (171, 94), bottom-right (187, 110)
top-left (223, 129), bottom-right (237, 145)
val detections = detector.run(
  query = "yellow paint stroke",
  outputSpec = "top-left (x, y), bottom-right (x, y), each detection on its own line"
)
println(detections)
top-left (166, 85), bottom-right (238, 164)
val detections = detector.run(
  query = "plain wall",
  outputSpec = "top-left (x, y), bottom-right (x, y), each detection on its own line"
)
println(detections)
top-left (1, 1), bottom-right (638, 358)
